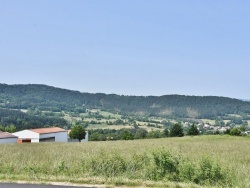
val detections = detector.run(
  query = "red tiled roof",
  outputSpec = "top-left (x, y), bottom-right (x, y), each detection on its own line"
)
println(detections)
top-left (30, 127), bottom-right (67, 134)
top-left (0, 132), bottom-right (18, 139)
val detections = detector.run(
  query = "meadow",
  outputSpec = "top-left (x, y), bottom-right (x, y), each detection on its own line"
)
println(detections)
top-left (0, 135), bottom-right (249, 188)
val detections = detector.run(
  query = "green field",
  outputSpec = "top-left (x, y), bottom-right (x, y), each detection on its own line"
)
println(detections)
top-left (201, 119), bottom-right (216, 125)
top-left (0, 135), bottom-right (249, 188)
top-left (98, 110), bottom-right (122, 119)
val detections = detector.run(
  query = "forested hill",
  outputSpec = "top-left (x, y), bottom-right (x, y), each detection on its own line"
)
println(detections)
top-left (0, 83), bottom-right (250, 119)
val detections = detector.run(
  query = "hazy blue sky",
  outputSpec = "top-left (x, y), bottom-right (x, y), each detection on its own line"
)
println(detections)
top-left (1, 1), bottom-right (250, 99)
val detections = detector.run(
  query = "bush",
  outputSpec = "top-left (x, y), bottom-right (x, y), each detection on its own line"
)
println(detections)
top-left (150, 149), bottom-right (179, 181)
top-left (230, 128), bottom-right (241, 136)
top-left (196, 157), bottom-right (227, 186)
top-left (120, 129), bottom-right (134, 140)
top-left (89, 151), bottom-right (127, 177)
top-left (179, 160), bottom-right (196, 182)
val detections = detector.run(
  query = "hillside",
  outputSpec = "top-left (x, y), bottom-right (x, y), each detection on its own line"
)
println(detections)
top-left (1, 83), bottom-right (250, 119)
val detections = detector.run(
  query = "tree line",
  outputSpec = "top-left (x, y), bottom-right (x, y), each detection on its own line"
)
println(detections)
top-left (87, 123), bottom-right (200, 141)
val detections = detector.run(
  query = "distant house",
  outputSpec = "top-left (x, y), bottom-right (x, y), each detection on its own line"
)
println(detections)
top-left (68, 130), bottom-right (89, 142)
top-left (13, 127), bottom-right (68, 143)
top-left (203, 124), bottom-right (210, 128)
top-left (0, 131), bottom-right (18, 144)
top-left (220, 127), bottom-right (230, 132)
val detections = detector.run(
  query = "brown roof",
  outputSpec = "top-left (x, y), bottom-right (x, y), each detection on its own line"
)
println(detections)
top-left (0, 132), bottom-right (18, 139)
top-left (30, 127), bottom-right (67, 134)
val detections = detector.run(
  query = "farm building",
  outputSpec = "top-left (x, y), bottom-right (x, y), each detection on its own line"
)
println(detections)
top-left (13, 127), bottom-right (68, 143)
top-left (0, 131), bottom-right (18, 144)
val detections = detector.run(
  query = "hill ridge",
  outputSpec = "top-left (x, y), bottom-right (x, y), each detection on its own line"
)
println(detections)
top-left (0, 83), bottom-right (250, 119)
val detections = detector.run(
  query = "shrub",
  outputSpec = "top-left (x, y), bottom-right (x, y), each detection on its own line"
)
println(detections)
top-left (120, 129), bottom-right (134, 140)
top-left (196, 157), bottom-right (227, 186)
top-left (230, 128), bottom-right (241, 136)
top-left (89, 151), bottom-right (127, 177)
top-left (149, 149), bottom-right (179, 180)
top-left (179, 160), bottom-right (196, 182)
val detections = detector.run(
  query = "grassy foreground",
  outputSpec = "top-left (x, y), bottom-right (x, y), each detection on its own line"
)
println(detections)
top-left (0, 135), bottom-right (249, 188)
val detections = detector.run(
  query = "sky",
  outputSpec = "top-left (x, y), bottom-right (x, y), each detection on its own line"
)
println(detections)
top-left (0, 0), bottom-right (250, 99)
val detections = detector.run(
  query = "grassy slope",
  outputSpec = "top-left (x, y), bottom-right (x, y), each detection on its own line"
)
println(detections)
top-left (0, 136), bottom-right (249, 188)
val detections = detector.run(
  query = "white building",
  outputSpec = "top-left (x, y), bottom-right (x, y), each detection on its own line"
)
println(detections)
top-left (0, 131), bottom-right (18, 144)
top-left (13, 127), bottom-right (68, 143)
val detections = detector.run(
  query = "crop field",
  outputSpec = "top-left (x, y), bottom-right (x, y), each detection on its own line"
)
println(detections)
top-left (87, 123), bottom-right (134, 130)
top-left (0, 136), bottom-right (249, 188)
top-left (98, 111), bottom-right (122, 119)
top-left (200, 119), bottom-right (216, 125)
top-left (138, 125), bottom-right (162, 131)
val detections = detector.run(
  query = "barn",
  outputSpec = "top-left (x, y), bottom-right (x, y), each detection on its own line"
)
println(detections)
top-left (0, 131), bottom-right (18, 144)
top-left (13, 127), bottom-right (68, 143)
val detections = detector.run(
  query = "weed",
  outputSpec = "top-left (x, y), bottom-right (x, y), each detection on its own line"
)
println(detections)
top-left (0, 135), bottom-right (248, 187)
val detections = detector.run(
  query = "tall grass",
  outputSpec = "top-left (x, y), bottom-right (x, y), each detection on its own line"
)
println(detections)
top-left (0, 135), bottom-right (249, 187)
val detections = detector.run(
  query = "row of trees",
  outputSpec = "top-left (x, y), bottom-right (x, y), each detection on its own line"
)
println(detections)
top-left (87, 123), bottom-right (199, 141)
top-left (71, 123), bottom-right (247, 143)
top-left (43, 123), bottom-right (250, 143)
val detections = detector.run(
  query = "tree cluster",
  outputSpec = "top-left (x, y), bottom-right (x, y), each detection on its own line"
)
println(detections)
top-left (88, 123), bottom-right (188, 141)
top-left (88, 128), bottom-right (170, 141)
top-left (0, 108), bottom-right (68, 131)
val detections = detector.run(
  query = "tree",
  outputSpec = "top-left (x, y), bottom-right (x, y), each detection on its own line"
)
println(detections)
top-left (230, 128), bottom-right (241, 136)
top-left (4, 124), bottom-right (16, 133)
top-left (239, 125), bottom-right (246, 132)
top-left (147, 130), bottom-right (161, 139)
top-left (89, 132), bottom-right (106, 141)
top-left (224, 128), bottom-right (231, 135)
top-left (187, 124), bottom-right (199, 136)
top-left (120, 129), bottom-right (134, 140)
top-left (163, 128), bottom-right (169, 137)
top-left (170, 123), bottom-right (184, 137)
top-left (134, 128), bottom-right (147, 139)
top-left (69, 125), bottom-right (86, 142)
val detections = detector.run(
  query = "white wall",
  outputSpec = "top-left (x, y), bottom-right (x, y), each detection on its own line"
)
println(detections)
top-left (13, 130), bottom-right (68, 143)
top-left (81, 131), bottom-right (89, 143)
top-left (39, 132), bottom-right (68, 142)
top-left (0, 137), bottom-right (18, 144)
top-left (13, 130), bottom-right (39, 140)
top-left (31, 138), bottom-right (40, 143)
top-left (13, 130), bottom-right (40, 142)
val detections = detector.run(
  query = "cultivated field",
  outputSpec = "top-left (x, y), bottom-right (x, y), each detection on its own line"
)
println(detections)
top-left (0, 135), bottom-right (249, 188)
